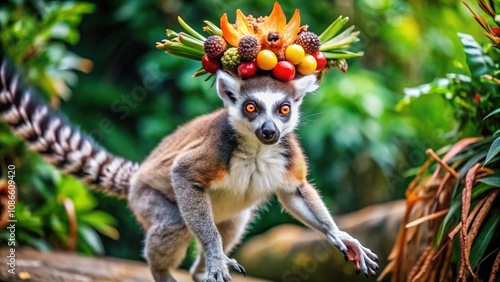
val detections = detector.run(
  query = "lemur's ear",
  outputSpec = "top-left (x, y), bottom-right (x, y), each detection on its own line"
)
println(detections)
top-left (216, 70), bottom-right (241, 104)
top-left (292, 75), bottom-right (319, 101)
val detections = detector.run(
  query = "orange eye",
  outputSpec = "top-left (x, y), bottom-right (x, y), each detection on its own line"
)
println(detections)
top-left (245, 103), bottom-right (256, 113)
top-left (280, 105), bottom-right (291, 115)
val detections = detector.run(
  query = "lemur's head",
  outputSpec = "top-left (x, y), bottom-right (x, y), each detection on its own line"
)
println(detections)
top-left (216, 71), bottom-right (318, 145)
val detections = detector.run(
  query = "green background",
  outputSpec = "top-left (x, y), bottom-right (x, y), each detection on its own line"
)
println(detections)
top-left (0, 0), bottom-right (487, 275)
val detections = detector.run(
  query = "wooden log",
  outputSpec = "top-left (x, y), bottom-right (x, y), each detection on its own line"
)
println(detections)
top-left (0, 200), bottom-right (404, 281)
top-left (0, 247), bottom-right (270, 282)
top-left (235, 200), bottom-right (406, 281)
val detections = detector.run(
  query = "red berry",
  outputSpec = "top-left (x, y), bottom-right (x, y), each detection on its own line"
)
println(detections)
top-left (237, 61), bottom-right (258, 79)
top-left (272, 61), bottom-right (296, 81)
top-left (312, 52), bottom-right (327, 71)
top-left (474, 93), bottom-right (481, 103)
top-left (202, 55), bottom-right (221, 74)
top-left (492, 27), bottom-right (500, 36)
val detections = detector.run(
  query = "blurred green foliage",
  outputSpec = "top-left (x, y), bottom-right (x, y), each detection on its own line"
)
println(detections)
top-left (0, 0), bottom-right (94, 98)
top-left (0, 0), bottom-right (119, 255)
top-left (0, 0), bottom-right (488, 270)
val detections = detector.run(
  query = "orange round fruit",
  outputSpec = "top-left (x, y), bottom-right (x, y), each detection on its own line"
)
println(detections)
top-left (285, 44), bottom-right (305, 65)
top-left (256, 50), bottom-right (278, 71)
top-left (297, 54), bottom-right (317, 75)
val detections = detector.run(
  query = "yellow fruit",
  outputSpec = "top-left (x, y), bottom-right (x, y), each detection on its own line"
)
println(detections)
top-left (285, 44), bottom-right (305, 65)
top-left (256, 50), bottom-right (278, 70)
top-left (297, 54), bottom-right (317, 75)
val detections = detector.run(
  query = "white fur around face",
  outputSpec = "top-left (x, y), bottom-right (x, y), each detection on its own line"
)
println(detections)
top-left (293, 75), bottom-right (319, 101)
top-left (216, 72), bottom-right (318, 144)
top-left (226, 88), bottom-right (301, 145)
top-left (216, 71), bottom-right (241, 106)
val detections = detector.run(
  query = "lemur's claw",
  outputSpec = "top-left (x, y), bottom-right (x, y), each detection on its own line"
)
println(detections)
top-left (328, 231), bottom-right (380, 277)
top-left (232, 263), bottom-right (246, 277)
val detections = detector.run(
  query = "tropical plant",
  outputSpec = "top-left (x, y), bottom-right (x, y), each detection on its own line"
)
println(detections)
top-left (381, 1), bottom-right (500, 281)
top-left (0, 0), bottom-right (119, 255)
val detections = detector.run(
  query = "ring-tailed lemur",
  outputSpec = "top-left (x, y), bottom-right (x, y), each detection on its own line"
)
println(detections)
top-left (0, 60), bottom-right (379, 282)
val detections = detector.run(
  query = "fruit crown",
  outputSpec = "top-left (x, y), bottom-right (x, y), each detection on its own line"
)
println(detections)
top-left (156, 2), bottom-right (363, 82)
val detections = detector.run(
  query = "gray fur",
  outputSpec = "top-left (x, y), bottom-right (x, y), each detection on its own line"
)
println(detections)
top-left (128, 181), bottom-right (191, 282)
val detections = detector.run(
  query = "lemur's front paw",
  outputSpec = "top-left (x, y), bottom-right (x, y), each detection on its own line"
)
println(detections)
top-left (327, 231), bottom-right (379, 277)
top-left (202, 262), bottom-right (231, 282)
top-left (202, 256), bottom-right (246, 282)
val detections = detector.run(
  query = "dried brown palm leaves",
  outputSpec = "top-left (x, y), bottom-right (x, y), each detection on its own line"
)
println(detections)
top-left (61, 197), bottom-right (78, 251)
top-left (379, 137), bottom-right (500, 282)
top-left (462, 0), bottom-right (500, 45)
top-left (0, 180), bottom-right (10, 229)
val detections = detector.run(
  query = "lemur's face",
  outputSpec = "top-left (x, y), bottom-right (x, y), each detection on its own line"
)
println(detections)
top-left (216, 71), bottom-right (318, 145)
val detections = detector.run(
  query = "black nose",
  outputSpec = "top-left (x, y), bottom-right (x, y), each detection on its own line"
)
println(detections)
top-left (262, 123), bottom-right (276, 140)
top-left (256, 121), bottom-right (280, 144)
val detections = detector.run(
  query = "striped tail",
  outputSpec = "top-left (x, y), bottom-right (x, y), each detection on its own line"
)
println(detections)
top-left (0, 60), bottom-right (139, 197)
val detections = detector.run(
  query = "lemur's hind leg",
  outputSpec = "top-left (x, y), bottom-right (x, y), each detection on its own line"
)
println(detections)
top-left (191, 209), bottom-right (253, 282)
top-left (129, 182), bottom-right (191, 282)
